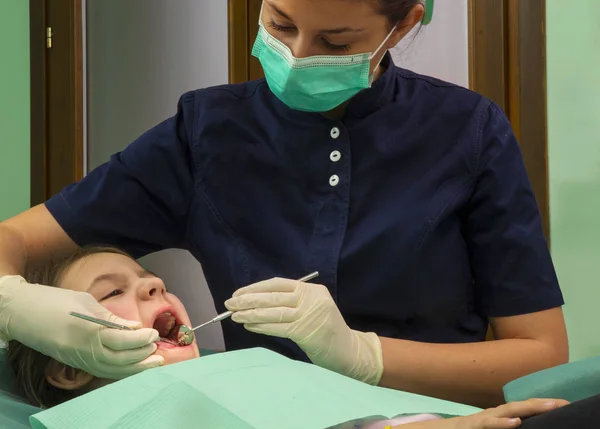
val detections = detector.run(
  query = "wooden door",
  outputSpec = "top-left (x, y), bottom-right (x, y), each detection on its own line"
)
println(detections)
top-left (469, 0), bottom-right (549, 240)
top-left (29, 0), bottom-right (84, 206)
top-left (30, 0), bottom-right (262, 206)
top-left (228, 0), bottom-right (264, 83)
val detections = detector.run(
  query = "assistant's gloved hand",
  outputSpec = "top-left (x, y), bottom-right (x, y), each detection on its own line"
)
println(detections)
top-left (225, 277), bottom-right (383, 385)
top-left (0, 275), bottom-right (163, 379)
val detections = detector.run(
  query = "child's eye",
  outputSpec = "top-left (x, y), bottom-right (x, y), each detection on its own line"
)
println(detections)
top-left (101, 289), bottom-right (123, 301)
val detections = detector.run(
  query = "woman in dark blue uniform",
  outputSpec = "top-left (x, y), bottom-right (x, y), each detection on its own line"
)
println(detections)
top-left (0, 0), bottom-right (567, 407)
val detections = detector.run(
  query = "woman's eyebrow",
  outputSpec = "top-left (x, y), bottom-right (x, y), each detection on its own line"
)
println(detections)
top-left (320, 27), bottom-right (365, 35)
top-left (265, 0), bottom-right (293, 21)
top-left (264, 1), bottom-right (364, 34)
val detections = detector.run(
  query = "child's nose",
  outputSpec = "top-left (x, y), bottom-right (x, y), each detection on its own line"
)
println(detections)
top-left (138, 277), bottom-right (167, 300)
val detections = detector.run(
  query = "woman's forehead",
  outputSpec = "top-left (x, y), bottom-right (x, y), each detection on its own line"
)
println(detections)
top-left (265, 0), bottom-right (385, 28)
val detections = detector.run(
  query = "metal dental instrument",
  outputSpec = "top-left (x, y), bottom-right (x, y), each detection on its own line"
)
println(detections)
top-left (188, 271), bottom-right (320, 334)
top-left (69, 311), bottom-right (181, 346)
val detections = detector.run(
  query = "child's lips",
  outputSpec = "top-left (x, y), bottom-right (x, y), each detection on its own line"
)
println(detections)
top-left (157, 341), bottom-right (176, 350)
top-left (157, 340), bottom-right (194, 350)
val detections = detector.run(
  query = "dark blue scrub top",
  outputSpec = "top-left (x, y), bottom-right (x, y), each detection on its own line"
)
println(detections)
top-left (45, 55), bottom-right (564, 361)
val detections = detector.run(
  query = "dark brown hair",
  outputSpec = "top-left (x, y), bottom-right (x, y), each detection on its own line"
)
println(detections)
top-left (372, 0), bottom-right (422, 29)
top-left (6, 246), bottom-right (132, 408)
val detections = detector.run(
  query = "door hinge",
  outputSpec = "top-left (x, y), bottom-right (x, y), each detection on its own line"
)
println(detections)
top-left (46, 27), bottom-right (52, 48)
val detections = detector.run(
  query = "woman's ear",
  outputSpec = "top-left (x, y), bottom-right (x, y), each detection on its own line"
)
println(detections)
top-left (45, 359), bottom-right (95, 391)
top-left (388, 3), bottom-right (426, 48)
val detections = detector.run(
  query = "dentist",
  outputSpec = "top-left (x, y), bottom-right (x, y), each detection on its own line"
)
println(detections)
top-left (0, 0), bottom-right (567, 407)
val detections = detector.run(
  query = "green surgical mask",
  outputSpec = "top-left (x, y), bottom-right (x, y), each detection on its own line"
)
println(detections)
top-left (252, 20), bottom-right (397, 113)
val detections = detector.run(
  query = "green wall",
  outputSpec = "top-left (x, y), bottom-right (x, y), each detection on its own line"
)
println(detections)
top-left (547, 0), bottom-right (600, 361)
top-left (0, 0), bottom-right (30, 221)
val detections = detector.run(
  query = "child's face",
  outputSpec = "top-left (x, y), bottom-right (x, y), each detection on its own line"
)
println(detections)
top-left (60, 252), bottom-right (200, 365)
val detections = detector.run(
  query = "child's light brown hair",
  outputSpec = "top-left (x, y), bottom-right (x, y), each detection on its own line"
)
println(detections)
top-left (7, 246), bottom-right (132, 408)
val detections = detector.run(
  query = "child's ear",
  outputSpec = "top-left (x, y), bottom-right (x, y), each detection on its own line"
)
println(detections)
top-left (45, 360), bottom-right (95, 390)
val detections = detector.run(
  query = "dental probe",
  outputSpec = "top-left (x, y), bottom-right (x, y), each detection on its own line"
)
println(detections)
top-left (69, 311), bottom-right (181, 346)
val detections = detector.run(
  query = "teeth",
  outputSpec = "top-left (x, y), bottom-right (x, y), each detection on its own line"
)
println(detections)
top-left (154, 312), bottom-right (177, 337)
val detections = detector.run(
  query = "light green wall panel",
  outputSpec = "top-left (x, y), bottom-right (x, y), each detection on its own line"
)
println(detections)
top-left (547, 0), bottom-right (600, 361)
top-left (0, 0), bottom-right (30, 221)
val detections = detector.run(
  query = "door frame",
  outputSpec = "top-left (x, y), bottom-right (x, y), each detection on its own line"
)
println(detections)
top-left (228, 0), bottom-right (263, 83)
top-left (29, 0), bottom-right (46, 206)
top-left (227, 0), bottom-right (249, 84)
top-left (469, 0), bottom-right (549, 241)
top-left (29, 0), bottom-right (84, 206)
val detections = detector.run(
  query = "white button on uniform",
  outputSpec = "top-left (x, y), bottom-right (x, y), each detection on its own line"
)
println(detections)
top-left (329, 175), bottom-right (340, 187)
top-left (330, 150), bottom-right (341, 162)
top-left (330, 127), bottom-right (340, 139)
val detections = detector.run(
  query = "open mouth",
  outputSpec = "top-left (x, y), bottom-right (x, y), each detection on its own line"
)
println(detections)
top-left (152, 307), bottom-right (193, 347)
top-left (153, 312), bottom-right (179, 340)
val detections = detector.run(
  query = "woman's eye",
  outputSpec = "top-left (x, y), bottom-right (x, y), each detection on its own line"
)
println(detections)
top-left (266, 19), bottom-right (350, 52)
top-left (101, 289), bottom-right (123, 301)
top-left (267, 20), bottom-right (295, 33)
top-left (322, 39), bottom-right (351, 52)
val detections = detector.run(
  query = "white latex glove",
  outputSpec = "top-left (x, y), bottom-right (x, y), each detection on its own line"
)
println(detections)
top-left (0, 275), bottom-right (163, 379)
top-left (225, 277), bottom-right (383, 385)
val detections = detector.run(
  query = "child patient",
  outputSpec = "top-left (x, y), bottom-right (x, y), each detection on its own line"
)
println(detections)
top-left (7, 246), bottom-right (569, 428)
top-left (7, 246), bottom-right (199, 408)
